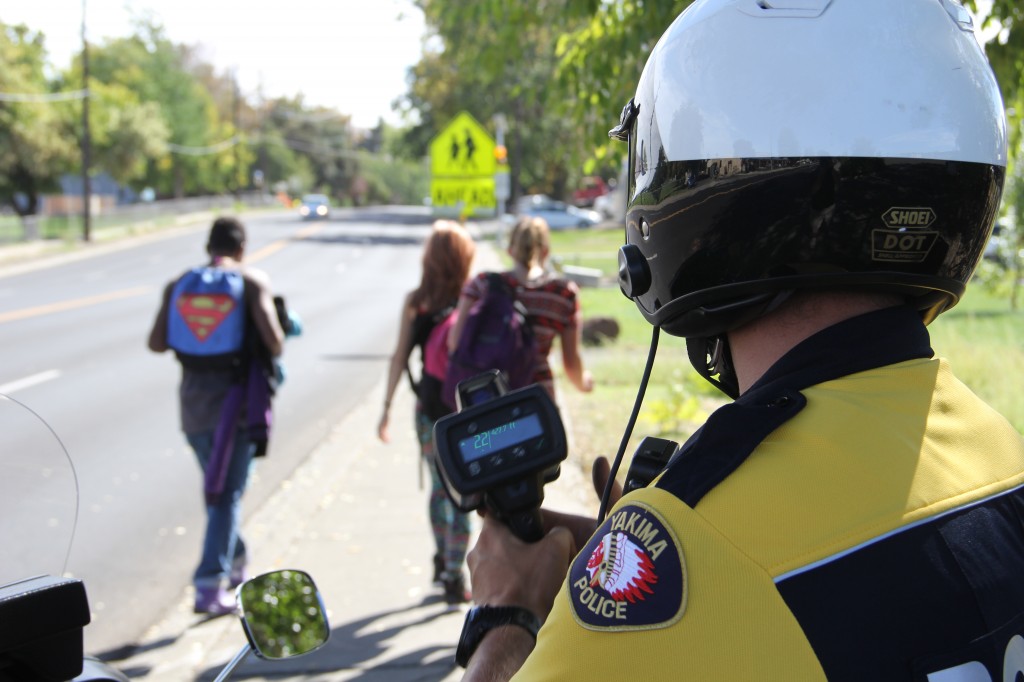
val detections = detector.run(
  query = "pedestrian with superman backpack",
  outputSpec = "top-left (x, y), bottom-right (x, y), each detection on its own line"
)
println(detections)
top-left (148, 216), bottom-right (301, 616)
top-left (378, 219), bottom-right (477, 604)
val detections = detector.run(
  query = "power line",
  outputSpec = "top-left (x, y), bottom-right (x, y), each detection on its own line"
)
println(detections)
top-left (0, 89), bottom-right (90, 103)
top-left (274, 109), bottom-right (350, 123)
top-left (165, 134), bottom-right (355, 157)
top-left (167, 135), bottom-right (241, 156)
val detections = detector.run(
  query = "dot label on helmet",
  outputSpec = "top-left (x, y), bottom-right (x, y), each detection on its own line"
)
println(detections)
top-left (883, 234), bottom-right (928, 251)
top-left (871, 229), bottom-right (939, 264)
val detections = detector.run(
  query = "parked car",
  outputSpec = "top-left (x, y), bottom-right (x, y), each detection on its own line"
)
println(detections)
top-left (298, 193), bottom-right (330, 220)
top-left (983, 222), bottom-right (1009, 265)
top-left (514, 194), bottom-right (602, 230)
top-left (571, 176), bottom-right (610, 207)
top-left (594, 185), bottom-right (626, 220)
top-left (594, 160), bottom-right (628, 220)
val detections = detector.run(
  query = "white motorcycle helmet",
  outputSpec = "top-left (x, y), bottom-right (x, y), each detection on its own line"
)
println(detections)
top-left (612, 0), bottom-right (1007, 394)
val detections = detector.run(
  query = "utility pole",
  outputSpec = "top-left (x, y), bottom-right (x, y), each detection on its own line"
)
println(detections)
top-left (233, 69), bottom-right (241, 201)
top-left (492, 114), bottom-right (509, 214)
top-left (81, 0), bottom-right (92, 242)
top-left (255, 78), bottom-right (267, 200)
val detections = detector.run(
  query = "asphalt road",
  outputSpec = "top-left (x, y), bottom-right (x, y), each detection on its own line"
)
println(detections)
top-left (0, 206), bottom-right (437, 656)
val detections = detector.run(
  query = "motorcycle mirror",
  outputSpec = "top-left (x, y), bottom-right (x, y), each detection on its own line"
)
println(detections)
top-left (239, 569), bottom-right (329, 659)
top-left (213, 570), bottom-right (329, 681)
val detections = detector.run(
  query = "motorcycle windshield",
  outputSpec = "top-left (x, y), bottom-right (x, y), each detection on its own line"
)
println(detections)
top-left (0, 393), bottom-right (78, 586)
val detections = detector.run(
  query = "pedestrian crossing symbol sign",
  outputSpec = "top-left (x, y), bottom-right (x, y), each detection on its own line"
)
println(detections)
top-left (430, 111), bottom-right (496, 179)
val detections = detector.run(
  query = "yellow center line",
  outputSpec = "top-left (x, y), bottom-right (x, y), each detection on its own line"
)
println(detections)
top-left (0, 286), bottom-right (154, 324)
top-left (295, 224), bottom-right (325, 239)
top-left (246, 224), bottom-right (322, 264)
top-left (246, 241), bottom-right (287, 264)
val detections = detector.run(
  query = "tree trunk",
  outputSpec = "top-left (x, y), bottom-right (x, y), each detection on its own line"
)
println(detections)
top-left (1012, 241), bottom-right (1021, 312)
top-left (10, 165), bottom-right (41, 241)
top-left (174, 161), bottom-right (185, 199)
top-left (21, 214), bottom-right (40, 241)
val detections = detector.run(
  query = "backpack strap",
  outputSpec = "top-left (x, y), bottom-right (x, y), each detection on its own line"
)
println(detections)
top-left (489, 271), bottom-right (516, 297)
top-left (405, 361), bottom-right (420, 395)
top-left (490, 272), bottom-right (533, 324)
top-left (405, 304), bottom-right (456, 396)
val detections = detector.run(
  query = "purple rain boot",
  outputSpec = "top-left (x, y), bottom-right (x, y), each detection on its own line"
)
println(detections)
top-left (194, 584), bottom-right (237, 616)
top-left (229, 557), bottom-right (250, 589)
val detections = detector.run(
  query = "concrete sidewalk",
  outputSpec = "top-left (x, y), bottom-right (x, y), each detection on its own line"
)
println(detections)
top-left (113, 295), bottom-right (595, 680)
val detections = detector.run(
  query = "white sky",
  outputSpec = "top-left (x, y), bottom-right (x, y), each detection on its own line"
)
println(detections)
top-left (1, 0), bottom-right (427, 129)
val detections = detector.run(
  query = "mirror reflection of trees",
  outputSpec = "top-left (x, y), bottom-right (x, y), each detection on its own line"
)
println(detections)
top-left (240, 570), bottom-right (329, 660)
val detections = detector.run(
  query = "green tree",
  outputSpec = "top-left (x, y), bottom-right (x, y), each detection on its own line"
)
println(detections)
top-left (86, 20), bottom-right (230, 198)
top-left (959, 2), bottom-right (1024, 307)
top-left (0, 22), bottom-right (77, 220)
top-left (254, 126), bottom-right (314, 197)
top-left (49, 65), bottom-right (170, 190)
top-left (555, 1), bottom-right (692, 163)
top-left (344, 120), bottom-right (429, 205)
top-left (90, 86), bottom-right (168, 184)
top-left (355, 149), bottom-right (429, 205)
top-left (405, 2), bottom-right (597, 204)
top-left (189, 62), bottom-right (261, 194)
top-left (263, 96), bottom-right (357, 202)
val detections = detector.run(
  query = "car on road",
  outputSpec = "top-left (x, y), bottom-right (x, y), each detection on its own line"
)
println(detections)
top-left (299, 193), bottom-right (330, 220)
top-left (983, 222), bottom-right (1011, 265)
top-left (514, 194), bottom-right (602, 230)
top-left (571, 176), bottom-right (610, 208)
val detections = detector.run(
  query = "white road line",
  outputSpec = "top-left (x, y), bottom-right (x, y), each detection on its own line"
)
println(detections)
top-left (0, 369), bottom-right (61, 394)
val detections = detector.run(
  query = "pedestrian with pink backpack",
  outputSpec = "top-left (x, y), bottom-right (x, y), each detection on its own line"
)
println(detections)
top-left (378, 220), bottom-right (477, 604)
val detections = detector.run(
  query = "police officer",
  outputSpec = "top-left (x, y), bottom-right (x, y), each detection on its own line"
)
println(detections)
top-left (458, 0), bottom-right (1024, 679)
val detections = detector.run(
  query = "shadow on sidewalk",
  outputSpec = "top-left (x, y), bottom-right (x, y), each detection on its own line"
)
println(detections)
top-left (319, 352), bottom-right (392, 363)
top-left (193, 597), bottom-right (463, 681)
top-left (298, 232), bottom-right (427, 248)
top-left (92, 635), bottom-right (180, 677)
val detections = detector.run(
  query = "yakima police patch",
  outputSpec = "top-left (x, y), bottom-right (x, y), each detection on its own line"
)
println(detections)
top-left (568, 502), bottom-right (685, 631)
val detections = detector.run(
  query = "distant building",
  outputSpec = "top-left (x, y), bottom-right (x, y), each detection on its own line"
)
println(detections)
top-left (41, 173), bottom-right (137, 216)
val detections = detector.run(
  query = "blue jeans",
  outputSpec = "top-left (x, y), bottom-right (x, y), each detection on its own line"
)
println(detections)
top-left (186, 431), bottom-right (254, 587)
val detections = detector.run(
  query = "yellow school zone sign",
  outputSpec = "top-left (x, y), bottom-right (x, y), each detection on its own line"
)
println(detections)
top-left (429, 112), bottom-right (497, 216)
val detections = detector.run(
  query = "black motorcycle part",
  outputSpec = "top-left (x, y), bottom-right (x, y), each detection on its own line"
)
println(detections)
top-left (0, 575), bottom-right (90, 682)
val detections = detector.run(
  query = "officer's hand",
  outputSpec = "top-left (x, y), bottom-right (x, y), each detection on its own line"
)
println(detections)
top-left (592, 455), bottom-right (623, 506)
top-left (467, 514), bottom-right (574, 620)
top-left (541, 509), bottom-right (598, 554)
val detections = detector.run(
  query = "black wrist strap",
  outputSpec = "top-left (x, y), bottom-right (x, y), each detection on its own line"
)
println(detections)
top-left (455, 605), bottom-right (542, 668)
